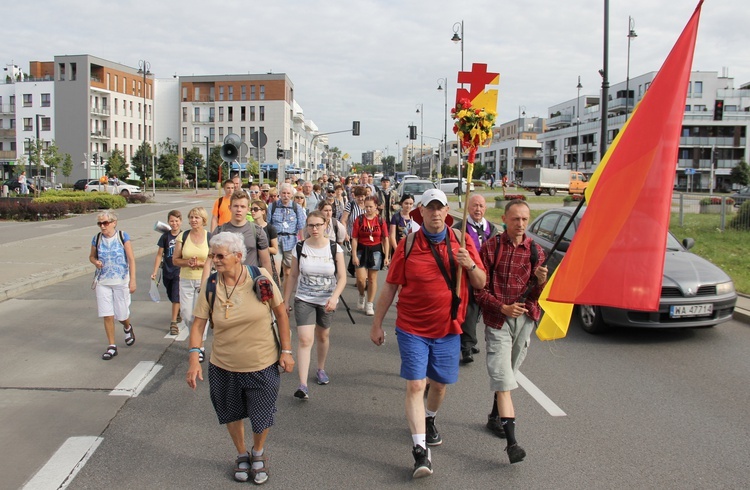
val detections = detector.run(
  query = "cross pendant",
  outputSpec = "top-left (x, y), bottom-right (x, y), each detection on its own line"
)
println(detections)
top-left (224, 301), bottom-right (233, 319)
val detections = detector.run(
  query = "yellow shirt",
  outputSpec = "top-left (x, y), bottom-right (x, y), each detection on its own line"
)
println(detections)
top-left (177, 230), bottom-right (210, 280)
top-left (194, 267), bottom-right (282, 372)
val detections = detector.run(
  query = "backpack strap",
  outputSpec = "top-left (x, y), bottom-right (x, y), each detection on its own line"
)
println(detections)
top-left (296, 239), bottom-right (338, 277)
top-left (182, 229), bottom-right (191, 246)
top-left (94, 231), bottom-right (125, 260)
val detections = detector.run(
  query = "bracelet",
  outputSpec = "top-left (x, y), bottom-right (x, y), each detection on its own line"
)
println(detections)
top-left (188, 348), bottom-right (202, 354)
top-left (469, 263), bottom-right (477, 271)
top-left (281, 349), bottom-right (293, 354)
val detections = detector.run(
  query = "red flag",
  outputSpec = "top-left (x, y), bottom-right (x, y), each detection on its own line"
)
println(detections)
top-left (544, 1), bottom-right (703, 311)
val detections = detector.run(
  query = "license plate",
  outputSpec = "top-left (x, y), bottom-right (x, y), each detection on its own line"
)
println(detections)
top-left (669, 304), bottom-right (713, 318)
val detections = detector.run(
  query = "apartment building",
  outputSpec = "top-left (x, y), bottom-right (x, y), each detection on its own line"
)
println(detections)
top-left (537, 70), bottom-right (750, 191)
top-left (475, 116), bottom-right (544, 181)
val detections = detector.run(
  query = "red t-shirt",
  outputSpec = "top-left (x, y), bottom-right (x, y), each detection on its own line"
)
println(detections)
top-left (386, 229), bottom-right (483, 338)
top-left (352, 214), bottom-right (388, 246)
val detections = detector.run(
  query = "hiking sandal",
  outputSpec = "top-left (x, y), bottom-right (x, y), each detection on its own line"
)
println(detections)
top-left (251, 453), bottom-right (269, 485)
top-left (234, 454), bottom-right (250, 482)
top-left (169, 322), bottom-right (179, 335)
top-left (124, 325), bottom-right (135, 346)
top-left (101, 345), bottom-right (117, 360)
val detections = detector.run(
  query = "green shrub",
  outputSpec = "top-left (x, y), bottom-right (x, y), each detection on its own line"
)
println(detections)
top-left (700, 197), bottom-right (734, 205)
top-left (494, 194), bottom-right (526, 201)
top-left (125, 194), bottom-right (149, 204)
top-left (563, 194), bottom-right (584, 202)
top-left (729, 201), bottom-right (750, 230)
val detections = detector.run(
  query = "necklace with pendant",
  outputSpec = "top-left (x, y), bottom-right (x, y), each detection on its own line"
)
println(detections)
top-left (365, 215), bottom-right (376, 242)
top-left (221, 265), bottom-right (244, 319)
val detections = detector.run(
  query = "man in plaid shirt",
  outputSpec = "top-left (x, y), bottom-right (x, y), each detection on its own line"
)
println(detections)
top-left (474, 199), bottom-right (548, 465)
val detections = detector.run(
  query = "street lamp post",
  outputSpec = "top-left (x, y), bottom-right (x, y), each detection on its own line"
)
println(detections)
top-left (415, 104), bottom-right (424, 178)
top-left (625, 16), bottom-right (637, 121)
top-left (138, 60), bottom-right (153, 196)
top-left (600, 0), bottom-right (610, 159)
top-left (576, 76), bottom-right (582, 172)
top-left (205, 136), bottom-right (210, 190)
top-left (517, 106), bottom-right (526, 178)
top-left (452, 20), bottom-right (464, 207)
top-left (437, 78), bottom-right (448, 180)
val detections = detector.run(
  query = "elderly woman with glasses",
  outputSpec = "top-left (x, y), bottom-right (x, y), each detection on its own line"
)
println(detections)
top-left (88, 210), bottom-right (137, 360)
top-left (293, 191), bottom-right (307, 211)
top-left (283, 211), bottom-right (346, 400)
top-left (186, 232), bottom-right (294, 485)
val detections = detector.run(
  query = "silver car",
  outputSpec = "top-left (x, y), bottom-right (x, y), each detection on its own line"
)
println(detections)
top-left (527, 207), bottom-right (737, 333)
top-left (398, 179), bottom-right (437, 204)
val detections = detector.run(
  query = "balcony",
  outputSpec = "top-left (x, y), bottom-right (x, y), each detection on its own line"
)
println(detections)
top-left (192, 116), bottom-right (215, 125)
top-left (0, 150), bottom-right (16, 159)
top-left (91, 130), bottom-right (110, 139)
top-left (546, 114), bottom-right (572, 128)
top-left (0, 128), bottom-right (16, 138)
top-left (608, 97), bottom-right (635, 113)
top-left (0, 104), bottom-right (15, 115)
top-left (190, 95), bottom-right (215, 104)
top-left (91, 106), bottom-right (111, 116)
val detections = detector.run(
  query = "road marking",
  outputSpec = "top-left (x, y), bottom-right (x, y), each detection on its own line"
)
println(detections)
top-left (109, 361), bottom-right (163, 397)
top-left (23, 436), bottom-right (102, 490)
top-left (176, 326), bottom-right (190, 341)
top-left (517, 371), bottom-right (567, 417)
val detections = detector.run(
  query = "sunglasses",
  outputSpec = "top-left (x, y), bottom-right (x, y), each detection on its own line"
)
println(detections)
top-left (208, 252), bottom-right (233, 261)
top-left (250, 207), bottom-right (262, 212)
top-left (294, 196), bottom-right (304, 199)
top-left (97, 221), bottom-right (113, 226)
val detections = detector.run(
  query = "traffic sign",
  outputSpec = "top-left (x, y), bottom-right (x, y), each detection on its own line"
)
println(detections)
top-left (685, 168), bottom-right (696, 175)
top-left (250, 131), bottom-right (268, 148)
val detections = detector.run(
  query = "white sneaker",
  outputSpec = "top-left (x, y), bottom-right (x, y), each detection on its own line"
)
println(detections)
top-left (365, 302), bottom-right (374, 316)
top-left (358, 295), bottom-right (366, 311)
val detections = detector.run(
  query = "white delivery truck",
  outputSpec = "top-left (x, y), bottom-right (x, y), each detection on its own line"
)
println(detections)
top-left (520, 168), bottom-right (588, 196)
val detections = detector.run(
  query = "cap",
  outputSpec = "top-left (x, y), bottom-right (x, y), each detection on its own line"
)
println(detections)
top-left (419, 189), bottom-right (448, 207)
top-left (381, 175), bottom-right (390, 182)
top-left (261, 183), bottom-right (271, 191)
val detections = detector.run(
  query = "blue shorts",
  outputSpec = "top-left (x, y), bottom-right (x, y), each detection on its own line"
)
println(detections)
top-left (395, 327), bottom-right (460, 384)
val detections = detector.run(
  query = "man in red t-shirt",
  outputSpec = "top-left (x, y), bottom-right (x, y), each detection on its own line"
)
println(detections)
top-left (370, 189), bottom-right (486, 479)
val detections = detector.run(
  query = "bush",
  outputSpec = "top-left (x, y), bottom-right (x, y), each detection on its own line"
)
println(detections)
top-left (125, 194), bottom-right (149, 204)
top-left (35, 193), bottom-right (126, 209)
top-left (563, 194), bottom-right (584, 202)
top-left (495, 194), bottom-right (526, 201)
top-left (700, 197), bottom-right (734, 205)
top-left (0, 199), bottom-right (70, 220)
top-left (729, 201), bottom-right (750, 230)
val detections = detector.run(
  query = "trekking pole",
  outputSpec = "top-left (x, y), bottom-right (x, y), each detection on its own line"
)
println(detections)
top-left (339, 295), bottom-right (356, 324)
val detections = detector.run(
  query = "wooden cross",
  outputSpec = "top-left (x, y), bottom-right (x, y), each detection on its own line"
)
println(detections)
top-left (224, 301), bottom-right (234, 319)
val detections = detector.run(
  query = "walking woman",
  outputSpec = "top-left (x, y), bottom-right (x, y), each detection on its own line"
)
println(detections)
top-left (88, 210), bottom-right (136, 360)
top-left (351, 196), bottom-right (390, 315)
top-left (173, 207), bottom-right (211, 362)
top-left (250, 199), bottom-right (281, 286)
top-left (283, 211), bottom-right (346, 400)
top-left (306, 200), bottom-right (346, 245)
top-left (186, 232), bottom-right (294, 485)
top-left (340, 185), bottom-right (367, 241)
top-left (389, 193), bottom-right (419, 253)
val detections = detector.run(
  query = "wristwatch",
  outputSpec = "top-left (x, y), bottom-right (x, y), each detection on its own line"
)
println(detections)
top-left (469, 263), bottom-right (477, 271)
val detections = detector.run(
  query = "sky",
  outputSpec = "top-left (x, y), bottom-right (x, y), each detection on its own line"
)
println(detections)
top-left (5, 0), bottom-right (748, 162)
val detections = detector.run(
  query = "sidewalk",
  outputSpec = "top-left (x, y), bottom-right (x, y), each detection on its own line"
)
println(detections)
top-left (1, 191), bottom-right (748, 324)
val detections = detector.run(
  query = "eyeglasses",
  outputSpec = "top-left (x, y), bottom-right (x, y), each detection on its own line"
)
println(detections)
top-left (97, 221), bottom-right (113, 226)
top-left (208, 253), bottom-right (233, 261)
top-left (250, 207), bottom-right (262, 212)
top-left (307, 223), bottom-right (325, 229)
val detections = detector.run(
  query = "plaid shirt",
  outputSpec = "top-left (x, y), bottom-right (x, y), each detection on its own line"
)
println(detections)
top-left (475, 232), bottom-right (546, 328)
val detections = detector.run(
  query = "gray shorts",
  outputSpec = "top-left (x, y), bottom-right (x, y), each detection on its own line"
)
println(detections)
top-left (485, 315), bottom-right (536, 392)
top-left (281, 249), bottom-right (294, 269)
top-left (294, 298), bottom-right (334, 328)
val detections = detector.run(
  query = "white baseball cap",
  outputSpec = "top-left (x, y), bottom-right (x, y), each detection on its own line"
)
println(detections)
top-left (419, 188), bottom-right (448, 207)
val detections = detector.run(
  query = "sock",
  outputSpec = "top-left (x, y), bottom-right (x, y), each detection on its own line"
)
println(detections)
top-left (237, 452), bottom-right (250, 470)
top-left (501, 417), bottom-right (517, 446)
top-left (251, 447), bottom-right (264, 470)
top-left (425, 409), bottom-right (437, 418)
top-left (490, 393), bottom-right (499, 418)
top-left (412, 433), bottom-right (426, 449)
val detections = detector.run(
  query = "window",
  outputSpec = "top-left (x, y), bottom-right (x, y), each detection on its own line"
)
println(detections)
top-left (209, 107), bottom-right (215, 122)
top-left (685, 105), bottom-right (691, 112)
top-left (114, 121), bottom-right (118, 137)
top-left (41, 117), bottom-right (51, 131)
top-left (182, 86), bottom-right (187, 101)
top-left (228, 106), bottom-right (233, 122)
top-left (58, 63), bottom-right (65, 81)
top-left (70, 63), bottom-right (77, 81)
top-left (259, 106), bottom-right (265, 121)
top-left (209, 127), bottom-right (215, 142)
top-left (694, 105), bottom-right (706, 112)
top-left (183, 107), bottom-right (188, 122)
top-left (251, 85), bottom-right (256, 100)
top-left (219, 127), bottom-right (224, 141)
top-left (228, 126), bottom-right (233, 135)
top-left (23, 94), bottom-right (32, 107)
top-left (194, 87), bottom-right (200, 100)
top-left (241, 106), bottom-right (246, 121)
top-left (260, 85), bottom-right (265, 100)
top-left (194, 107), bottom-right (200, 122)
top-left (693, 81), bottom-right (702, 97)
top-left (229, 86), bottom-right (234, 101)
top-left (194, 127), bottom-right (200, 142)
top-left (218, 107), bottom-right (224, 122)
top-left (41, 93), bottom-right (51, 107)
top-left (532, 213), bottom-right (560, 242)
top-left (250, 106), bottom-right (256, 121)
top-left (241, 127), bottom-right (246, 140)
top-left (219, 86), bottom-right (224, 101)
top-left (23, 118), bottom-right (33, 131)
top-left (241, 85), bottom-right (247, 101)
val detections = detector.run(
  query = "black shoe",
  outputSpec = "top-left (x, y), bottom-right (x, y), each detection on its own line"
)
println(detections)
top-left (506, 443), bottom-right (526, 464)
top-left (486, 415), bottom-right (506, 438)
top-left (412, 446), bottom-right (432, 478)
top-left (471, 347), bottom-right (480, 354)
top-left (461, 350), bottom-right (474, 364)
top-left (425, 416), bottom-right (442, 446)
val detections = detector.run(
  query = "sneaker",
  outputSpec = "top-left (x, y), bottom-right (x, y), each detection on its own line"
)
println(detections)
top-left (486, 415), bottom-right (506, 438)
top-left (506, 443), bottom-right (526, 464)
top-left (365, 302), bottom-right (374, 316)
top-left (425, 416), bottom-right (442, 446)
top-left (316, 369), bottom-right (330, 385)
top-left (412, 445), bottom-right (432, 478)
top-left (294, 385), bottom-right (309, 400)
top-left (357, 295), bottom-right (366, 311)
top-left (461, 350), bottom-right (474, 364)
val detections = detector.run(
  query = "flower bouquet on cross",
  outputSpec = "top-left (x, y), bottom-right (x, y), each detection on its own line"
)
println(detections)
top-left (452, 98), bottom-right (497, 165)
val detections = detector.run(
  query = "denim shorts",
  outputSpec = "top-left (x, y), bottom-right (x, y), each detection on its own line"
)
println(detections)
top-left (396, 327), bottom-right (460, 384)
top-left (356, 249), bottom-right (383, 270)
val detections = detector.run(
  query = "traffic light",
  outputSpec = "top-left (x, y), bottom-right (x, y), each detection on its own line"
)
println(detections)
top-left (352, 120), bottom-right (360, 136)
top-left (92, 152), bottom-right (98, 164)
top-left (277, 147), bottom-right (284, 159)
top-left (713, 99), bottom-right (724, 121)
top-left (100, 155), bottom-right (104, 165)
top-left (409, 125), bottom-right (417, 140)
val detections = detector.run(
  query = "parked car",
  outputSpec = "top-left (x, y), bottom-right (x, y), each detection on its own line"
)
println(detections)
top-left (526, 206), bottom-right (737, 333)
top-left (3, 177), bottom-right (55, 193)
top-left (85, 180), bottom-right (142, 196)
top-left (398, 179), bottom-right (437, 204)
top-left (73, 178), bottom-right (89, 191)
top-left (394, 172), bottom-right (419, 185)
top-left (731, 186), bottom-right (750, 207)
top-left (438, 177), bottom-right (474, 195)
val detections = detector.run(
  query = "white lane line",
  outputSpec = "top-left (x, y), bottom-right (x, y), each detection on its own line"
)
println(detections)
top-left (176, 325), bottom-right (190, 341)
top-left (109, 361), bottom-right (163, 397)
top-left (23, 436), bottom-right (103, 490)
top-left (517, 371), bottom-right (567, 417)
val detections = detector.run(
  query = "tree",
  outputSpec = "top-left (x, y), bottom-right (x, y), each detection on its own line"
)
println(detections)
top-left (130, 142), bottom-right (154, 184)
top-left (207, 145), bottom-right (223, 183)
top-left (41, 140), bottom-right (63, 179)
top-left (730, 159), bottom-right (750, 187)
top-left (382, 155), bottom-right (396, 176)
top-left (61, 154), bottom-right (73, 183)
top-left (182, 147), bottom-right (206, 183)
top-left (157, 153), bottom-right (180, 182)
top-left (106, 149), bottom-right (129, 180)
